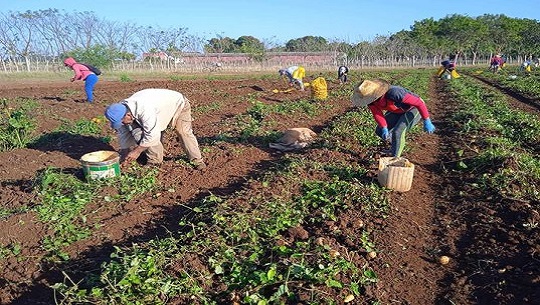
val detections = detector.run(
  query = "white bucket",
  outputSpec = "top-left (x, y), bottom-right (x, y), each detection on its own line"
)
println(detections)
top-left (80, 151), bottom-right (120, 181)
top-left (377, 157), bottom-right (415, 192)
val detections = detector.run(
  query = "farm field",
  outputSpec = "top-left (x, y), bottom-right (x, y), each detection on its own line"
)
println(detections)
top-left (0, 68), bottom-right (539, 305)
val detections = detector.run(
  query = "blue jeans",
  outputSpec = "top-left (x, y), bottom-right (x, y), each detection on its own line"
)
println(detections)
top-left (84, 74), bottom-right (98, 102)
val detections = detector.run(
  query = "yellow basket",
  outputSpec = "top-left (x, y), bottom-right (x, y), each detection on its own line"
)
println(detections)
top-left (377, 157), bottom-right (415, 192)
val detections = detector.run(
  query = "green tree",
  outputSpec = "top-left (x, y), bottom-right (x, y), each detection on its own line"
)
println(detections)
top-left (64, 44), bottom-right (126, 67)
top-left (478, 14), bottom-right (509, 54)
top-left (409, 17), bottom-right (443, 64)
top-left (205, 36), bottom-right (236, 53)
top-left (235, 36), bottom-right (265, 64)
top-left (234, 36), bottom-right (264, 53)
top-left (285, 36), bottom-right (328, 52)
top-left (520, 19), bottom-right (540, 58)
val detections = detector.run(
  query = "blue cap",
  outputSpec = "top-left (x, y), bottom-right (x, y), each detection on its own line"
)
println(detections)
top-left (104, 103), bottom-right (127, 129)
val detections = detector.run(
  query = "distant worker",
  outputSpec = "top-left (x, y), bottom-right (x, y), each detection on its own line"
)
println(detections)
top-left (104, 88), bottom-right (206, 169)
top-left (490, 54), bottom-right (504, 73)
top-left (64, 57), bottom-right (99, 103)
top-left (501, 54), bottom-right (508, 68)
top-left (351, 79), bottom-right (436, 158)
top-left (437, 59), bottom-right (459, 79)
top-left (338, 66), bottom-right (349, 84)
top-left (520, 60), bottom-right (532, 75)
top-left (279, 66), bottom-right (306, 91)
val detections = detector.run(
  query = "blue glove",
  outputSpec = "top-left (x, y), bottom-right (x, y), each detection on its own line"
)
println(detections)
top-left (423, 119), bottom-right (435, 134)
top-left (381, 127), bottom-right (389, 140)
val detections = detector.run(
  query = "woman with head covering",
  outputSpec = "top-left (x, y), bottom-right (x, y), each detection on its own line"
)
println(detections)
top-left (351, 79), bottom-right (435, 157)
top-left (63, 57), bottom-right (99, 103)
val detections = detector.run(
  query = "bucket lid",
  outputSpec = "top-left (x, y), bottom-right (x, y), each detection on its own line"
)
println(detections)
top-left (80, 151), bottom-right (119, 163)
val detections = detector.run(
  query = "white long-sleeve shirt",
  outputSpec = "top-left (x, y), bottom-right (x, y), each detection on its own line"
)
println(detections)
top-left (117, 89), bottom-right (185, 148)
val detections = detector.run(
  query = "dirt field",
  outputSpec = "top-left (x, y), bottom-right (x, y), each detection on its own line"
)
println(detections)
top-left (0, 72), bottom-right (539, 305)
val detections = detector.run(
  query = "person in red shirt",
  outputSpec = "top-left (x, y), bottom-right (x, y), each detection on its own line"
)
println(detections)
top-left (489, 54), bottom-right (504, 73)
top-left (351, 79), bottom-right (436, 157)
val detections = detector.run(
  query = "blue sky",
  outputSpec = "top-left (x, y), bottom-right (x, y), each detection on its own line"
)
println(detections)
top-left (2, 0), bottom-right (539, 45)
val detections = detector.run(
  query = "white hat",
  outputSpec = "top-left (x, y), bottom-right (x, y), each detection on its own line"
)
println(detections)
top-left (351, 79), bottom-right (390, 107)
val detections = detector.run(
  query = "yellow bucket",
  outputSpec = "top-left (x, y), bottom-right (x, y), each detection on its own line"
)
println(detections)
top-left (80, 150), bottom-right (120, 180)
top-left (377, 157), bottom-right (415, 192)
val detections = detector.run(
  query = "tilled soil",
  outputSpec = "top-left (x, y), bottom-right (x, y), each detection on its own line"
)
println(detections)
top-left (0, 74), bottom-right (538, 305)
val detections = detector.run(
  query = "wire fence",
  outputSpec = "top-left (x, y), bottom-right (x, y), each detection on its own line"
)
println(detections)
top-left (0, 54), bottom-right (513, 75)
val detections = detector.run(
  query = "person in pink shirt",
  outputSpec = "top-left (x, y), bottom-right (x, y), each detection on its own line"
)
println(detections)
top-left (64, 57), bottom-right (99, 103)
top-left (352, 79), bottom-right (436, 157)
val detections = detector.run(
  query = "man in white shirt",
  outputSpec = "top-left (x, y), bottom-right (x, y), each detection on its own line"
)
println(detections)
top-left (104, 88), bottom-right (206, 169)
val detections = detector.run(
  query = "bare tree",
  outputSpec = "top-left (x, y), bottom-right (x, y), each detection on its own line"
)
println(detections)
top-left (0, 13), bottom-right (19, 72)
top-left (94, 20), bottom-right (141, 54)
top-left (0, 11), bottom-right (38, 71)
top-left (135, 26), bottom-right (189, 70)
top-left (28, 9), bottom-right (71, 56)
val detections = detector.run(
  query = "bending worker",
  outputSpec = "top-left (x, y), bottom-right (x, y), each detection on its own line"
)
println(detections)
top-left (437, 59), bottom-right (459, 79)
top-left (352, 79), bottom-right (436, 157)
top-left (338, 65), bottom-right (349, 84)
top-left (279, 66), bottom-right (306, 91)
top-left (104, 88), bottom-right (206, 169)
top-left (64, 57), bottom-right (99, 103)
top-left (490, 54), bottom-right (504, 73)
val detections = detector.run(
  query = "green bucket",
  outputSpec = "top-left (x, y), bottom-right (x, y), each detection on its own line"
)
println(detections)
top-left (80, 150), bottom-right (120, 181)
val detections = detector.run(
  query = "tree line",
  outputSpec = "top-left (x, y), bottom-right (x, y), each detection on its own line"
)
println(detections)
top-left (1, 9), bottom-right (539, 72)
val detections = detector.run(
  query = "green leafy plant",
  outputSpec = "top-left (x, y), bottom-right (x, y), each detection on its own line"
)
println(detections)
top-left (33, 164), bottom-right (158, 260)
top-left (0, 206), bottom-right (29, 219)
top-left (0, 243), bottom-right (21, 260)
top-left (52, 241), bottom-right (187, 305)
top-left (58, 117), bottom-right (103, 136)
top-left (119, 73), bottom-right (132, 82)
top-left (194, 101), bottom-right (222, 114)
top-left (34, 168), bottom-right (95, 260)
top-left (0, 98), bottom-right (37, 151)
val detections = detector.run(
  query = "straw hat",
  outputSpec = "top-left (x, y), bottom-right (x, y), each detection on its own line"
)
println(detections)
top-left (351, 79), bottom-right (390, 107)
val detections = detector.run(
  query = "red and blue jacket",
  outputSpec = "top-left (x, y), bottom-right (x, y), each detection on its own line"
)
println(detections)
top-left (367, 86), bottom-right (431, 128)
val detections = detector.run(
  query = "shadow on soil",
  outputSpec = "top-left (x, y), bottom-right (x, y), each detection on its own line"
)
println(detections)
top-left (29, 132), bottom-right (115, 160)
